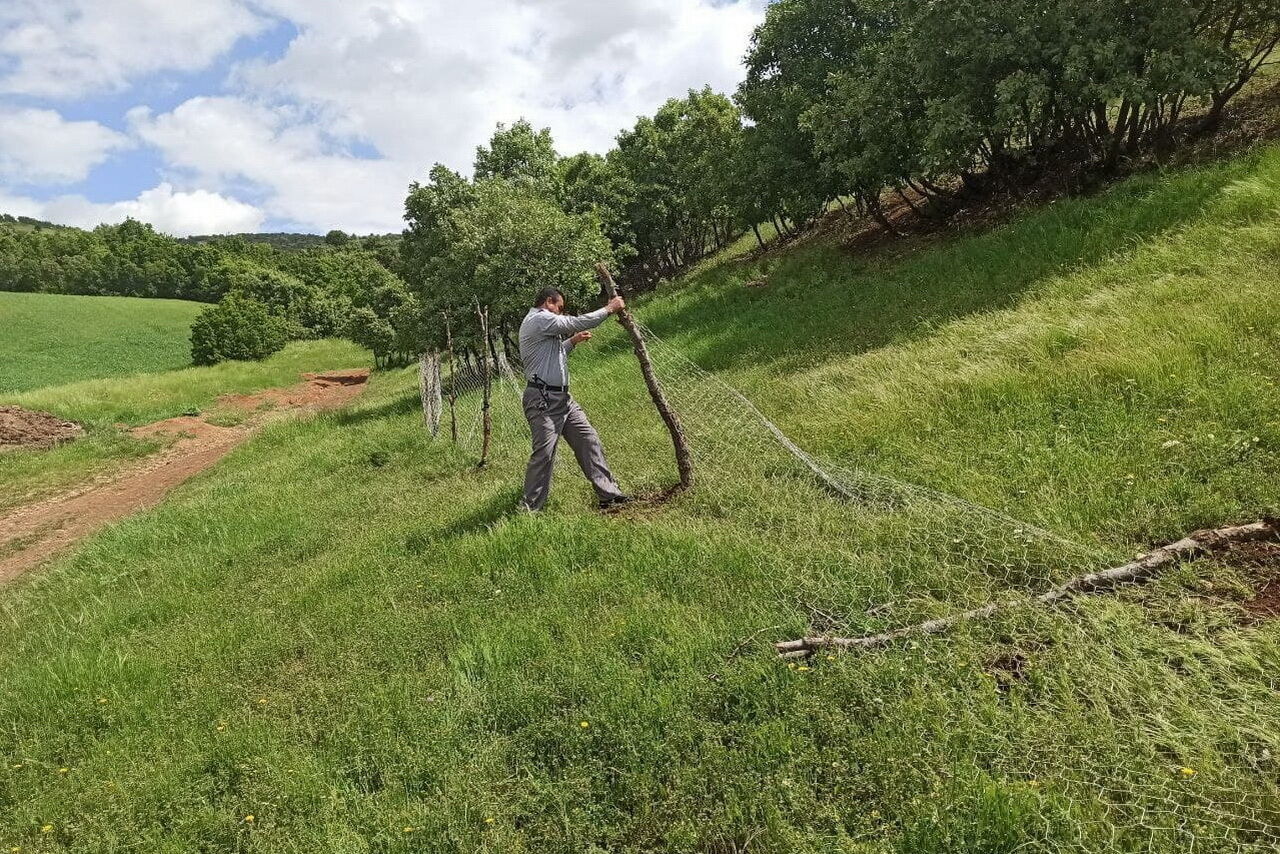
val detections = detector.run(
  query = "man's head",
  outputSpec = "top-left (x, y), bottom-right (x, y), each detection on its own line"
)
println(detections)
top-left (533, 287), bottom-right (565, 314)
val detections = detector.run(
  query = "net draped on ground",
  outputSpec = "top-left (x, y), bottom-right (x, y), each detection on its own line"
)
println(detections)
top-left (433, 322), bottom-right (1280, 853)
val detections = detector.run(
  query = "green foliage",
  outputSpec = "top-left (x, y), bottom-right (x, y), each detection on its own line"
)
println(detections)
top-left (432, 178), bottom-right (611, 328)
top-left (180, 232), bottom-right (334, 251)
top-left (474, 119), bottom-right (563, 196)
top-left (740, 0), bottom-right (1280, 220)
top-left (403, 137), bottom-right (612, 351)
top-left (344, 278), bottom-right (422, 367)
top-left (611, 87), bottom-right (745, 277)
top-left (559, 151), bottom-right (638, 265)
top-left (0, 292), bottom-right (204, 393)
top-left (189, 294), bottom-right (292, 366)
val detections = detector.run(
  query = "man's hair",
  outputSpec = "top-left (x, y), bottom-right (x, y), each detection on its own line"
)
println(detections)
top-left (533, 287), bottom-right (565, 308)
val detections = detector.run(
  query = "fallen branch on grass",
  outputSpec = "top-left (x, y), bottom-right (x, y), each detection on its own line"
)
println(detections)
top-left (775, 519), bottom-right (1280, 659)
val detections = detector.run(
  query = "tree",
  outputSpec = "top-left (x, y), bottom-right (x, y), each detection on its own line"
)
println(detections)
top-left (429, 178), bottom-right (612, 339)
top-left (190, 294), bottom-right (291, 365)
top-left (559, 151), bottom-right (638, 266)
top-left (612, 87), bottom-right (745, 280)
top-left (474, 119), bottom-right (562, 196)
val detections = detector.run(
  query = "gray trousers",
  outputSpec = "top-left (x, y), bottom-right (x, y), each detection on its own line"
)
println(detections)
top-left (521, 386), bottom-right (622, 510)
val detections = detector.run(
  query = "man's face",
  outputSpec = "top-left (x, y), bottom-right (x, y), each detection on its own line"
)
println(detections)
top-left (545, 296), bottom-right (565, 315)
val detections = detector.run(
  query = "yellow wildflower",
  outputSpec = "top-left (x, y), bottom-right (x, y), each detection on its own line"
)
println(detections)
top-left (58, 768), bottom-right (68, 774)
top-left (40, 825), bottom-right (53, 833)
top-left (244, 814), bottom-right (255, 823)
top-left (485, 817), bottom-right (495, 825)
top-left (1180, 767), bottom-right (1196, 778)
top-left (579, 720), bottom-right (590, 729)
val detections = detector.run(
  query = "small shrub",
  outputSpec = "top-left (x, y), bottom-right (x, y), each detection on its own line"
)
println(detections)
top-left (190, 295), bottom-right (291, 366)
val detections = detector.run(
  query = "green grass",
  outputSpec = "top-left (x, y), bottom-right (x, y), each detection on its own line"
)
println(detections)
top-left (0, 292), bottom-right (207, 394)
top-left (0, 339), bottom-right (369, 513)
top-left (3, 147), bottom-right (1280, 852)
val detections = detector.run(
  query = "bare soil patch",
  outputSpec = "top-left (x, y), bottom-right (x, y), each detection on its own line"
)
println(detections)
top-left (0, 405), bottom-right (84, 451)
top-left (0, 369), bottom-right (368, 583)
top-left (1227, 539), bottom-right (1280, 622)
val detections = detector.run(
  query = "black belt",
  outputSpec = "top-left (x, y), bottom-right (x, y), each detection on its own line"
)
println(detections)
top-left (528, 377), bottom-right (568, 393)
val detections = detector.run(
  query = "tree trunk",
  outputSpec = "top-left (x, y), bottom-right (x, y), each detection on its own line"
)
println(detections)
top-left (751, 223), bottom-right (766, 251)
top-left (595, 263), bottom-right (693, 490)
top-left (866, 194), bottom-right (902, 236)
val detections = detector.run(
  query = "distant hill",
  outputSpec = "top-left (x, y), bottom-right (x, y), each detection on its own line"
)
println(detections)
top-left (0, 214), bottom-right (68, 232)
top-left (179, 232), bottom-right (331, 251)
top-left (1, 215), bottom-right (398, 253)
top-left (180, 231), bottom-right (401, 251)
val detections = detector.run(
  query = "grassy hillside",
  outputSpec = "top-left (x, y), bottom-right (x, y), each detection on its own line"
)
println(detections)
top-left (2, 147), bottom-right (1280, 852)
top-left (0, 292), bottom-right (206, 393)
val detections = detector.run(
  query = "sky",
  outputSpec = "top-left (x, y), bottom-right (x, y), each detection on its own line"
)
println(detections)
top-left (0, 0), bottom-right (767, 236)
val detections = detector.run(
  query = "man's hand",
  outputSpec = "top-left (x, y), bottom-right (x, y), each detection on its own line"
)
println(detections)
top-left (569, 331), bottom-right (593, 346)
top-left (606, 295), bottom-right (626, 314)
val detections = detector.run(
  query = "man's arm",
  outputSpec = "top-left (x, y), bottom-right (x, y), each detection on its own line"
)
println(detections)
top-left (529, 296), bottom-right (625, 339)
top-left (562, 331), bottom-right (592, 354)
top-left (534, 306), bottom-right (611, 337)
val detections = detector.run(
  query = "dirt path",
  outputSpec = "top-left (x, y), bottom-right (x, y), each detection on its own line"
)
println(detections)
top-left (0, 370), bottom-right (369, 583)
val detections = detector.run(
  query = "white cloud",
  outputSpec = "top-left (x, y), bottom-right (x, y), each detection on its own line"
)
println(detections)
top-left (1, 1), bottom-right (767, 233)
top-left (0, 106), bottom-right (130, 184)
top-left (0, 0), bottom-right (266, 98)
top-left (0, 183), bottom-right (265, 236)
top-left (129, 97), bottom-right (408, 234)
top-left (240, 0), bottom-right (764, 164)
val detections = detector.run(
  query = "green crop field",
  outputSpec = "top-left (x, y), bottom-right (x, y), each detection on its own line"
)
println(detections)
top-left (0, 291), bottom-right (207, 394)
top-left (2, 147), bottom-right (1280, 852)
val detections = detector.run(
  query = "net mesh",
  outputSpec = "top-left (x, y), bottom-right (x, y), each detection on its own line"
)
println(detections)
top-left (431, 319), bottom-right (1280, 852)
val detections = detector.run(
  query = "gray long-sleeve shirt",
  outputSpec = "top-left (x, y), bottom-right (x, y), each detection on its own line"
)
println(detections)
top-left (518, 305), bottom-right (611, 387)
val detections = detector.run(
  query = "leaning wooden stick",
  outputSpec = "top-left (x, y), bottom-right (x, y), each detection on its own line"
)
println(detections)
top-left (595, 262), bottom-right (694, 490)
top-left (775, 519), bottom-right (1279, 659)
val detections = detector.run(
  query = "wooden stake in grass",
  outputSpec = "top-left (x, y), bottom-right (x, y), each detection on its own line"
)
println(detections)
top-left (419, 351), bottom-right (442, 437)
top-left (442, 311), bottom-right (458, 444)
top-left (775, 519), bottom-right (1280, 659)
top-left (595, 262), bottom-right (693, 490)
top-left (475, 302), bottom-right (492, 469)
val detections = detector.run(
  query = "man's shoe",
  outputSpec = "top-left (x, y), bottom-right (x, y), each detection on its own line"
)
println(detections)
top-left (598, 494), bottom-right (634, 511)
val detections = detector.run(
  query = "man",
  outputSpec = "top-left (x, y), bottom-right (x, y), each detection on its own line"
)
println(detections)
top-left (518, 286), bottom-right (630, 511)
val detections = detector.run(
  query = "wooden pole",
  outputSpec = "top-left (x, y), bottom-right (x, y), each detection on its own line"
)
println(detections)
top-left (442, 311), bottom-right (458, 444)
top-left (419, 351), bottom-right (442, 437)
top-left (595, 262), bottom-right (693, 490)
top-left (475, 302), bottom-right (492, 469)
top-left (774, 519), bottom-right (1280, 658)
